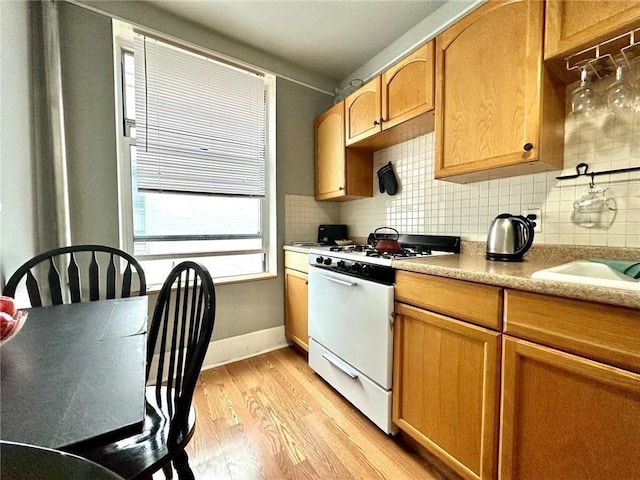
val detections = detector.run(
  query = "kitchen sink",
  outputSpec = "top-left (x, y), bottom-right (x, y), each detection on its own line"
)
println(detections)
top-left (531, 260), bottom-right (640, 292)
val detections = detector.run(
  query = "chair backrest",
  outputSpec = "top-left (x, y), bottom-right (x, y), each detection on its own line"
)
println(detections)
top-left (147, 261), bottom-right (216, 446)
top-left (2, 245), bottom-right (147, 307)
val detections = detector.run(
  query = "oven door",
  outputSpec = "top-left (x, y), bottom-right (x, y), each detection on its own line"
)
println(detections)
top-left (308, 266), bottom-right (394, 389)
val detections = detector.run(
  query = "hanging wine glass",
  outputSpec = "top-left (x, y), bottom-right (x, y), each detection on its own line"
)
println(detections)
top-left (606, 65), bottom-right (634, 112)
top-left (621, 44), bottom-right (640, 113)
top-left (630, 57), bottom-right (640, 113)
top-left (570, 67), bottom-right (597, 118)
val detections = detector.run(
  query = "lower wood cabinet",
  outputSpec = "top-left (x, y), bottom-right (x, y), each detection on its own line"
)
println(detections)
top-left (284, 251), bottom-right (308, 351)
top-left (393, 302), bottom-right (501, 480)
top-left (504, 289), bottom-right (640, 372)
top-left (500, 336), bottom-right (640, 480)
top-left (393, 273), bottom-right (640, 480)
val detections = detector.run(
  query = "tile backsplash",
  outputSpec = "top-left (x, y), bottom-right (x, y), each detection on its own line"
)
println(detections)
top-left (286, 109), bottom-right (640, 248)
top-left (284, 194), bottom-right (339, 244)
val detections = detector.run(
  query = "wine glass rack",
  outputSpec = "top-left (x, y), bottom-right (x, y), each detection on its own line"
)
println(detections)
top-left (565, 28), bottom-right (640, 79)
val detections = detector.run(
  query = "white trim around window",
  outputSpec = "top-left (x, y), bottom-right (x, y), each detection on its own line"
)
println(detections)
top-left (112, 22), bottom-right (277, 288)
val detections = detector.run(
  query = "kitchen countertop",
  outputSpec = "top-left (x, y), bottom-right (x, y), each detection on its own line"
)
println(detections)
top-left (284, 241), bottom-right (639, 309)
top-left (392, 242), bottom-right (640, 310)
top-left (283, 244), bottom-right (315, 254)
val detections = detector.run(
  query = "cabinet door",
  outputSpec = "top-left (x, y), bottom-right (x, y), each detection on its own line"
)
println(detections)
top-left (284, 268), bottom-right (308, 351)
top-left (500, 337), bottom-right (640, 480)
top-left (393, 302), bottom-right (501, 480)
top-left (382, 42), bottom-right (434, 131)
top-left (345, 77), bottom-right (381, 145)
top-left (315, 102), bottom-right (346, 199)
top-left (545, 0), bottom-right (640, 60)
top-left (435, 0), bottom-right (564, 182)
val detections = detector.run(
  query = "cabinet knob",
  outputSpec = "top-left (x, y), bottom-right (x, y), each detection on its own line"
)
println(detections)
top-left (338, 186), bottom-right (345, 191)
top-left (373, 120), bottom-right (380, 126)
top-left (523, 143), bottom-right (534, 151)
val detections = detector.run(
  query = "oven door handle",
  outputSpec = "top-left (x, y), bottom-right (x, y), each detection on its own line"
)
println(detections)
top-left (320, 274), bottom-right (357, 287)
top-left (322, 353), bottom-right (359, 379)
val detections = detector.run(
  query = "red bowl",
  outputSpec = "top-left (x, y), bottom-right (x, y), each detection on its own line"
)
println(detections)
top-left (0, 310), bottom-right (28, 345)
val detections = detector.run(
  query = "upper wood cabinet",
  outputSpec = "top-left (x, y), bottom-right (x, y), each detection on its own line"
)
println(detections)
top-left (345, 42), bottom-right (435, 149)
top-left (545, 0), bottom-right (640, 82)
top-left (314, 102), bottom-right (373, 201)
top-left (434, 0), bottom-right (565, 183)
top-left (383, 42), bottom-right (435, 130)
top-left (344, 77), bottom-right (381, 145)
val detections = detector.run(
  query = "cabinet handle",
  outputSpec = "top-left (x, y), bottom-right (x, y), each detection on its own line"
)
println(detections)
top-left (373, 120), bottom-right (380, 125)
top-left (320, 274), bottom-right (357, 287)
top-left (322, 353), bottom-right (359, 379)
top-left (338, 186), bottom-right (344, 191)
top-left (523, 143), bottom-right (534, 151)
top-left (380, 117), bottom-right (386, 123)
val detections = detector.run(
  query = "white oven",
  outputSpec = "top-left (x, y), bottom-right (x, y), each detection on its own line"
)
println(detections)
top-left (306, 233), bottom-right (460, 435)
top-left (307, 265), bottom-right (395, 433)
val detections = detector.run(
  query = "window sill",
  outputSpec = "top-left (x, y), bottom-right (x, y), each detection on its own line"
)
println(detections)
top-left (145, 272), bottom-right (278, 293)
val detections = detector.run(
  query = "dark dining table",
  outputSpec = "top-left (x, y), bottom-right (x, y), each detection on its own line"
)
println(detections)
top-left (0, 440), bottom-right (125, 480)
top-left (0, 296), bottom-right (147, 453)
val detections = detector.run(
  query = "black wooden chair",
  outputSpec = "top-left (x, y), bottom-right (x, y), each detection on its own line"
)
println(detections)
top-left (2, 245), bottom-right (146, 307)
top-left (80, 261), bottom-right (217, 480)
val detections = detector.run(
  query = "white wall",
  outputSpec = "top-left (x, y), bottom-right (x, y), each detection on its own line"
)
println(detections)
top-left (0, 1), bottom-right (37, 286)
top-left (340, 0), bottom-right (482, 89)
top-left (58, 2), bottom-right (120, 247)
top-left (76, 0), bottom-right (337, 95)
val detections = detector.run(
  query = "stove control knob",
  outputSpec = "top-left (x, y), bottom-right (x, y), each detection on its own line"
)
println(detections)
top-left (315, 256), bottom-right (324, 264)
top-left (351, 263), bottom-right (362, 273)
top-left (361, 264), bottom-right (371, 276)
top-left (323, 257), bottom-right (332, 266)
top-left (337, 260), bottom-right (346, 269)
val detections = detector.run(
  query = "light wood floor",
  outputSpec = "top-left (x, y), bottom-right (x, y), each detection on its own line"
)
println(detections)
top-left (174, 346), bottom-right (458, 480)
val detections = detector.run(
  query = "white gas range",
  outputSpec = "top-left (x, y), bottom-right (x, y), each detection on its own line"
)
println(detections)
top-left (307, 233), bottom-right (460, 434)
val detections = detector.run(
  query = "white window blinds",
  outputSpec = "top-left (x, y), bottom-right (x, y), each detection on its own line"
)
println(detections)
top-left (133, 35), bottom-right (267, 197)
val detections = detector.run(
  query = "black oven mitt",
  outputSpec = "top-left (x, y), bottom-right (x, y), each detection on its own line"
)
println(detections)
top-left (377, 162), bottom-right (398, 195)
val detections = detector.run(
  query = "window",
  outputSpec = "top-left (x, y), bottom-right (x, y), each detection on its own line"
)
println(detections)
top-left (116, 30), bottom-right (275, 286)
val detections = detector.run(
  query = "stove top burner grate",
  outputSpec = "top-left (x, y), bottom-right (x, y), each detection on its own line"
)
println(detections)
top-left (364, 248), bottom-right (432, 259)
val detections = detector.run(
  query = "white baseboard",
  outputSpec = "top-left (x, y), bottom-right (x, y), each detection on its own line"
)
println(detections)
top-left (201, 325), bottom-right (289, 370)
top-left (148, 326), bottom-right (289, 383)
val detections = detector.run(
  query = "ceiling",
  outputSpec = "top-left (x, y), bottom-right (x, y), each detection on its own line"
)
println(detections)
top-left (146, 1), bottom-right (449, 82)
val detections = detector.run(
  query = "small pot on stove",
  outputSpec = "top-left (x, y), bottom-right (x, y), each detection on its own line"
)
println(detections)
top-left (372, 227), bottom-right (403, 253)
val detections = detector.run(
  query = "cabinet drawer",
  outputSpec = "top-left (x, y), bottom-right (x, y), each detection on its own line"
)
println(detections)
top-left (284, 250), bottom-right (308, 273)
top-left (309, 339), bottom-right (393, 434)
top-left (395, 271), bottom-right (503, 330)
top-left (504, 290), bottom-right (640, 372)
